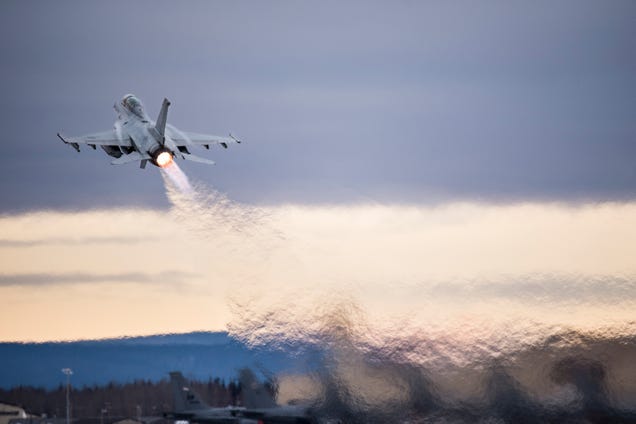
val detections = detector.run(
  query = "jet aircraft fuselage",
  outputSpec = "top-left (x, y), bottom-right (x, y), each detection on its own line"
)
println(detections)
top-left (114, 94), bottom-right (174, 167)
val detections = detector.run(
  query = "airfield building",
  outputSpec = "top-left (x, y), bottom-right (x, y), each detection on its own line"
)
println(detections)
top-left (0, 404), bottom-right (28, 424)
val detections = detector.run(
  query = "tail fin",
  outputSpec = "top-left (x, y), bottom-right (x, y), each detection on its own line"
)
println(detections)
top-left (238, 368), bottom-right (278, 409)
top-left (170, 371), bottom-right (211, 412)
top-left (155, 98), bottom-right (171, 145)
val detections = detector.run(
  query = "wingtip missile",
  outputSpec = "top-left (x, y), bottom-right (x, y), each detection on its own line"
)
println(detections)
top-left (229, 133), bottom-right (242, 144)
top-left (57, 132), bottom-right (80, 152)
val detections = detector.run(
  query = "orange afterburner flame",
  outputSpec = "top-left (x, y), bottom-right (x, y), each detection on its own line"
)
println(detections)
top-left (155, 151), bottom-right (173, 168)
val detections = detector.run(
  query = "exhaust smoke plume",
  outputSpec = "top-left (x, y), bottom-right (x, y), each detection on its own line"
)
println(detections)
top-left (160, 162), bottom-right (193, 195)
top-left (155, 167), bottom-right (636, 421)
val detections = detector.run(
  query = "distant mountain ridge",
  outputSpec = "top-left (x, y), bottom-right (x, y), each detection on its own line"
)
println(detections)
top-left (0, 332), bottom-right (310, 389)
top-left (67, 331), bottom-right (235, 346)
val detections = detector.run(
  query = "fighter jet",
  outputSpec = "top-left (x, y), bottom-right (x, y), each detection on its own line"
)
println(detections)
top-left (166, 371), bottom-right (253, 424)
top-left (168, 371), bottom-right (317, 424)
top-left (237, 368), bottom-right (315, 424)
top-left (57, 94), bottom-right (240, 169)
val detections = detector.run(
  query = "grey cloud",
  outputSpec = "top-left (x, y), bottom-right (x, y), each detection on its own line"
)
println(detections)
top-left (0, 236), bottom-right (160, 248)
top-left (0, 271), bottom-right (198, 287)
top-left (426, 275), bottom-right (636, 305)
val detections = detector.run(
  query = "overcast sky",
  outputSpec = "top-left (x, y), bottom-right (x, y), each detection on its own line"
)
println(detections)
top-left (1, 0), bottom-right (635, 211)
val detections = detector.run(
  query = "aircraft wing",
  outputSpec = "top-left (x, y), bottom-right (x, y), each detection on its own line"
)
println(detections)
top-left (167, 127), bottom-right (241, 149)
top-left (57, 130), bottom-right (130, 152)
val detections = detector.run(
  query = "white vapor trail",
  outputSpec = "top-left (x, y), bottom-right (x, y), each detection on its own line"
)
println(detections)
top-left (160, 162), bottom-right (193, 194)
top-left (160, 161), bottom-right (277, 243)
top-left (155, 163), bottom-right (636, 396)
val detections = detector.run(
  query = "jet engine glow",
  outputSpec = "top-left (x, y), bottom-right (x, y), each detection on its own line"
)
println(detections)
top-left (154, 150), bottom-right (173, 168)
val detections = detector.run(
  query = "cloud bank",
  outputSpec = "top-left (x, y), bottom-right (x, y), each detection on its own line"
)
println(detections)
top-left (1, 199), bottom-right (635, 342)
top-left (0, 271), bottom-right (197, 287)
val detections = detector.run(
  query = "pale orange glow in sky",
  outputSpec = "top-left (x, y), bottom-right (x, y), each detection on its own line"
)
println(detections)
top-left (1, 202), bottom-right (635, 342)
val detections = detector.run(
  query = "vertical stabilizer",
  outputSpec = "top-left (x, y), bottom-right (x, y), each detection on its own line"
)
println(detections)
top-left (239, 368), bottom-right (278, 409)
top-left (170, 371), bottom-right (210, 411)
top-left (155, 98), bottom-right (171, 145)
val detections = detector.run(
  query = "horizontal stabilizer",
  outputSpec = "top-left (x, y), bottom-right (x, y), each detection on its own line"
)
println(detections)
top-left (111, 151), bottom-right (147, 165)
top-left (181, 153), bottom-right (215, 165)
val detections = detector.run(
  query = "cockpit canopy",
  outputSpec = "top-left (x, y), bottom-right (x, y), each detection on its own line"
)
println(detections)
top-left (121, 94), bottom-right (147, 119)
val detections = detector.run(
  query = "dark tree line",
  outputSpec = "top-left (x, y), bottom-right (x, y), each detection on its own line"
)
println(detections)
top-left (0, 377), bottom-right (240, 419)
